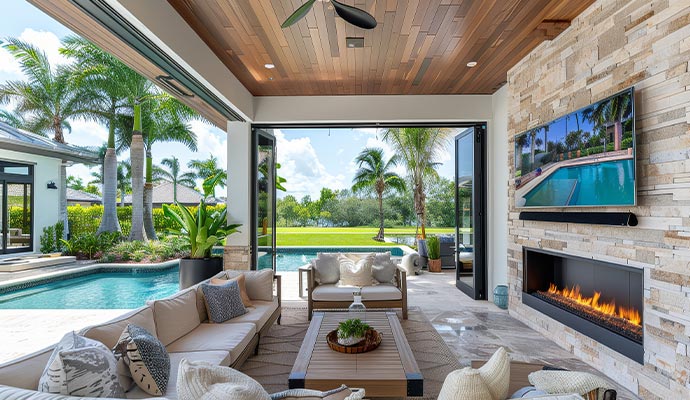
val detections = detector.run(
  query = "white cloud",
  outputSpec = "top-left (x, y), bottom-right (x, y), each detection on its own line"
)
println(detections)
top-left (275, 129), bottom-right (347, 199)
top-left (0, 29), bottom-right (68, 79)
top-left (191, 120), bottom-right (227, 168)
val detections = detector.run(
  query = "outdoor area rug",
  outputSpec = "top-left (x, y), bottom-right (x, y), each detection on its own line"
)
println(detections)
top-left (240, 305), bottom-right (460, 399)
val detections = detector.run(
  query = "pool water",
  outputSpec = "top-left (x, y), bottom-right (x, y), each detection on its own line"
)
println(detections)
top-left (0, 267), bottom-right (179, 309)
top-left (258, 246), bottom-right (405, 272)
top-left (523, 159), bottom-right (634, 207)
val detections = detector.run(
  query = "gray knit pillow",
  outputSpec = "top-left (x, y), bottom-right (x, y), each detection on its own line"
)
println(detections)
top-left (201, 280), bottom-right (247, 323)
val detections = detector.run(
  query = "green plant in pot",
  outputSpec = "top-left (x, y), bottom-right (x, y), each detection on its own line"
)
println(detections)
top-left (337, 318), bottom-right (371, 346)
top-left (163, 174), bottom-right (240, 289)
top-left (426, 235), bottom-right (442, 272)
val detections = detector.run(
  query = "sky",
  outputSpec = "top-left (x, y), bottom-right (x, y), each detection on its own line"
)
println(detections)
top-left (0, 0), bottom-right (457, 199)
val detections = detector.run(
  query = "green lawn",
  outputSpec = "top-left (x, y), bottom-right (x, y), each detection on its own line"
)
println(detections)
top-left (275, 226), bottom-right (455, 246)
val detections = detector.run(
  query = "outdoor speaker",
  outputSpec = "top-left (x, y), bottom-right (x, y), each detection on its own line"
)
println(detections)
top-left (519, 211), bottom-right (638, 226)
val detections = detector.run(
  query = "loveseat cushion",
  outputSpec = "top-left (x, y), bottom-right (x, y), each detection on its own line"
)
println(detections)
top-left (225, 269), bottom-right (274, 301)
top-left (81, 307), bottom-right (157, 350)
top-left (125, 351), bottom-right (229, 399)
top-left (166, 322), bottom-right (256, 366)
top-left (224, 299), bottom-right (279, 332)
top-left (312, 284), bottom-right (401, 302)
top-left (150, 289), bottom-right (201, 346)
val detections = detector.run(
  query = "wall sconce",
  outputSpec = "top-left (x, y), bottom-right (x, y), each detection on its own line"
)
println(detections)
top-left (47, 181), bottom-right (57, 189)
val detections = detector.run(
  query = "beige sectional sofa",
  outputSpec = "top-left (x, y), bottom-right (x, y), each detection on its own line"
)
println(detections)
top-left (0, 269), bottom-right (281, 399)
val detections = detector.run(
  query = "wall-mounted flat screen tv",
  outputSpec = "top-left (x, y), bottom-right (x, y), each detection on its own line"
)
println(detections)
top-left (514, 88), bottom-right (635, 208)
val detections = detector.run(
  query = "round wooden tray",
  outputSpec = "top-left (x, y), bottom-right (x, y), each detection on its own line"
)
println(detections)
top-left (327, 329), bottom-right (382, 354)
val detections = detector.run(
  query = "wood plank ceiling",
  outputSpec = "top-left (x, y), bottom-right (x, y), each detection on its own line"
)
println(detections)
top-left (168, 0), bottom-right (595, 96)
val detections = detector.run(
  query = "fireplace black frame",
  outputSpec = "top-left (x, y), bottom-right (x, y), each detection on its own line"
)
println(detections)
top-left (521, 247), bottom-right (644, 364)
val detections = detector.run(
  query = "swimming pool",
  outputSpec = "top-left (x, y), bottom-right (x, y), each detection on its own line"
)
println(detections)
top-left (523, 159), bottom-right (635, 207)
top-left (258, 246), bottom-right (405, 272)
top-left (0, 266), bottom-right (179, 309)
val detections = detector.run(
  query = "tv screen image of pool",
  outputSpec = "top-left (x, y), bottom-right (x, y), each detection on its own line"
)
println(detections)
top-left (513, 88), bottom-right (635, 208)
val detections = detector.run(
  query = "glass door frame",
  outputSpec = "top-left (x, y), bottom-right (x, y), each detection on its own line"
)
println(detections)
top-left (0, 161), bottom-right (35, 254)
top-left (250, 128), bottom-right (277, 271)
top-left (455, 125), bottom-right (487, 299)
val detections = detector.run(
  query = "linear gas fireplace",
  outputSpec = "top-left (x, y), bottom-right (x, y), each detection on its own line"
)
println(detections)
top-left (522, 247), bottom-right (643, 363)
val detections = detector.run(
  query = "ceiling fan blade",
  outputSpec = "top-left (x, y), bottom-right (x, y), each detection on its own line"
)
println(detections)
top-left (331, 0), bottom-right (377, 29)
top-left (281, 0), bottom-right (317, 28)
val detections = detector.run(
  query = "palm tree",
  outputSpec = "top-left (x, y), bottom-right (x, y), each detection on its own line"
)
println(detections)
top-left (188, 155), bottom-right (227, 197)
top-left (351, 147), bottom-right (406, 241)
top-left (0, 37), bottom-right (99, 239)
top-left (117, 160), bottom-right (132, 207)
top-left (0, 109), bottom-right (29, 129)
top-left (382, 127), bottom-right (451, 238)
top-left (583, 96), bottom-right (631, 151)
top-left (160, 156), bottom-right (197, 202)
top-left (61, 36), bottom-right (147, 234)
top-left (119, 94), bottom-right (198, 239)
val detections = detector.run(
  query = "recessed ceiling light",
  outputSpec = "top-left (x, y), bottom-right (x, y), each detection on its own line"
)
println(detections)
top-left (264, 63), bottom-right (275, 69)
top-left (466, 61), bottom-right (478, 68)
top-left (268, 77), bottom-right (274, 81)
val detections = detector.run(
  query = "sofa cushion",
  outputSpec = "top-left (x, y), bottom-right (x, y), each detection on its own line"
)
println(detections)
top-left (115, 324), bottom-right (170, 396)
top-left (150, 289), bottom-right (201, 346)
top-left (211, 274), bottom-right (253, 307)
top-left (166, 322), bottom-right (256, 366)
top-left (338, 254), bottom-right (375, 287)
top-left (39, 332), bottom-right (124, 398)
top-left (201, 280), bottom-right (247, 323)
top-left (224, 299), bottom-right (279, 332)
top-left (225, 269), bottom-right (274, 301)
top-left (361, 284), bottom-right (402, 301)
top-left (312, 253), bottom-right (340, 284)
top-left (177, 359), bottom-right (271, 400)
top-left (312, 284), bottom-right (401, 302)
top-left (125, 351), bottom-right (229, 399)
top-left (81, 307), bottom-right (156, 349)
top-left (0, 347), bottom-right (52, 390)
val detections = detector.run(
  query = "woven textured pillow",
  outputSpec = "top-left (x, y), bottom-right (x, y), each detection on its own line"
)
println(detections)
top-left (478, 346), bottom-right (510, 400)
top-left (338, 254), bottom-right (375, 287)
top-left (177, 358), bottom-right (271, 400)
top-left (313, 253), bottom-right (340, 284)
top-left (210, 274), bottom-right (253, 307)
top-left (201, 280), bottom-right (247, 323)
top-left (529, 370), bottom-right (609, 398)
top-left (270, 385), bottom-right (365, 400)
top-left (114, 324), bottom-right (170, 395)
top-left (438, 368), bottom-right (493, 400)
top-left (38, 331), bottom-right (124, 397)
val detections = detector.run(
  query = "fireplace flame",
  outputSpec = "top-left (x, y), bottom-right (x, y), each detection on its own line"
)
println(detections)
top-left (547, 283), bottom-right (641, 326)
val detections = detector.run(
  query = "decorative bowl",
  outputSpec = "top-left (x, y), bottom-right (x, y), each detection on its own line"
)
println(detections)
top-left (327, 329), bottom-right (381, 354)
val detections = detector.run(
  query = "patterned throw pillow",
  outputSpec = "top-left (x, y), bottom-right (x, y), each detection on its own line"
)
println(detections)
top-left (337, 254), bottom-right (376, 287)
top-left (201, 279), bottom-right (247, 323)
top-left (38, 331), bottom-right (124, 397)
top-left (210, 274), bottom-right (253, 306)
top-left (114, 324), bottom-right (170, 396)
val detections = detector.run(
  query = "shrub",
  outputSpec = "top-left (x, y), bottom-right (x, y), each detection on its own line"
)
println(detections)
top-left (61, 232), bottom-right (122, 260)
top-left (100, 236), bottom-right (189, 264)
top-left (40, 225), bottom-right (55, 254)
top-left (426, 235), bottom-right (441, 260)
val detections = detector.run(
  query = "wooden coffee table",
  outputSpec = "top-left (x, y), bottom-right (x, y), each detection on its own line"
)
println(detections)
top-left (289, 311), bottom-right (423, 397)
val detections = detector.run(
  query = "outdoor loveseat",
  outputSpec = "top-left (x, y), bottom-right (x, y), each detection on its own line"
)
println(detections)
top-left (305, 252), bottom-right (408, 320)
top-left (0, 269), bottom-right (281, 399)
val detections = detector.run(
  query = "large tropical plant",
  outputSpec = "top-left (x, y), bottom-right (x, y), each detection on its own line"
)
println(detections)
top-left (382, 127), bottom-right (451, 239)
top-left (188, 155), bottom-right (227, 196)
top-left (160, 156), bottom-right (197, 202)
top-left (162, 175), bottom-right (240, 259)
top-left (351, 147), bottom-right (405, 240)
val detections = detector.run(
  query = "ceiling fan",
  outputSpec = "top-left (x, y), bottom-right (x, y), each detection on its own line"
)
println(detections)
top-left (281, 0), bottom-right (377, 30)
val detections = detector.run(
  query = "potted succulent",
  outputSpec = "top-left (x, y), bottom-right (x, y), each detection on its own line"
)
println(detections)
top-left (426, 235), bottom-right (442, 272)
top-left (337, 318), bottom-right (371, 346)
top-left (163, 175), bottom-right (240, 289)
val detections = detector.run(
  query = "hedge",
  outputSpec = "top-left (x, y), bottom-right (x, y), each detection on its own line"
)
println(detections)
top-left (67, 204), bottom-right (227, 237)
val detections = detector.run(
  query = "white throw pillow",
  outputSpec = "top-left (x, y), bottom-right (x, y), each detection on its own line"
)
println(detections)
top-left (177, 359), bottom-right (271, 400)
top-left (438, 368), bottom-right (493, 400)
top-left (38, 331), bottom-right (124, 398)
top-left (338, 254), bottom-right (376, 287)
top-left (312, 253), bottom-right (341, 284)
top-left (479, 346), bottom-right (510, 400)
top-left (528, 370), bottom-right (609, 398)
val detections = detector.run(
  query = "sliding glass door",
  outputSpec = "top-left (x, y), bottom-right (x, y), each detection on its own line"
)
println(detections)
top-left (252, 129), bottom-right (277, 270)
top-left (1, 161), bottom-right (34, 254)
top-left (455, 126), bottom-right (487, 299)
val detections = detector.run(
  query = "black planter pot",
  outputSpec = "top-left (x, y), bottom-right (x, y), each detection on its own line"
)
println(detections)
top-left (179, 257), bottom-right (223, 289)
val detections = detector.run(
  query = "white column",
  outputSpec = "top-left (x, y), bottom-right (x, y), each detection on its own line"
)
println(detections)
top-left (224, 120), bottom-right (252, 270)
